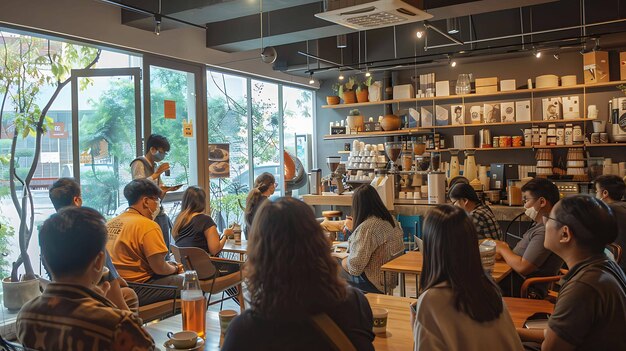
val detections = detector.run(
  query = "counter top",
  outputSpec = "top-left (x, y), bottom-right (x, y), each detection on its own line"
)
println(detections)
top-left (301, 194), bottom-right (528, 222)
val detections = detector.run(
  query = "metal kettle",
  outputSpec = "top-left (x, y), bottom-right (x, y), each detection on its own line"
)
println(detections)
top-left (479, 128), bottom-right (492, 148)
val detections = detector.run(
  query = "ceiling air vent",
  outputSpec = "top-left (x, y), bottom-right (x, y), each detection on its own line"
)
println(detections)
top-left (316, 0), bottom-right (432, 30)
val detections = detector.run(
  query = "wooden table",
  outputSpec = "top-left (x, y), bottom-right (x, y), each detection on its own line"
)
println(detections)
top-left (381, 251), bottom-right (512, 296)
top-left (221, 239), bottom-right (247, 261)
top-left (144, 294), bottom-right (553, 350)
top-left (301, 194), bottom-right (353, 206)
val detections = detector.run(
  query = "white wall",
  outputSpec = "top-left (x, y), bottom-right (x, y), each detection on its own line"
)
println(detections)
top-left (0, 0), bottom-right (317, 87)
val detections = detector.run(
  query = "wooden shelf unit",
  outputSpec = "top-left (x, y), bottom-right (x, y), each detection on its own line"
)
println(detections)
top-left (322, 80), bottom-right (626, 109)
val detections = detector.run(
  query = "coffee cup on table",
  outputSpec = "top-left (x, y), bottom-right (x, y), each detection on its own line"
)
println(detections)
top-left (219, 310), bottom-right (238, 335)
top-left (372, 308), bottom-right (389, 335)
top-left (166, 331), bottom-right (198, 349)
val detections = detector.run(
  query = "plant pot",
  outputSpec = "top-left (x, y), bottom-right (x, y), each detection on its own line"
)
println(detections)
top-left (2, 277), bottom-right (41, 311)
top-left (381, 114), bottom-right (401, 131)
top-left (326, 96), bottom-right (340, 105)
top-left (342, 91), bottom-right (357, 104)
top-left (356, 89), bottom-right (369, 103)
top-left (346, 114), bottom-right (365, 133)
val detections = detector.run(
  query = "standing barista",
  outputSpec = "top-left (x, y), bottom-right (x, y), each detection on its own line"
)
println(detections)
top-left (131, 134), bottom-right (182, 249)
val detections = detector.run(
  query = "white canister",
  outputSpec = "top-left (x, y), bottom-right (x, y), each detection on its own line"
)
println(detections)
top-left (573, 125), bottom-right (583, 144)
top-left (427, 172), bottom-right (446, 204)
top-left (564, 124), bottom-right (574, 145)
top-left (556, 128), bottom-right (565, 145)
top-left (532, 127), bottom-right (540, 146)
top-left (523, 129), bottom-right (532, 146)
top-left (539, 128), bottom-right (548, 146)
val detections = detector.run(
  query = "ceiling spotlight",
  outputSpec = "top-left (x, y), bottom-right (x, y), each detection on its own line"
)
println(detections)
top-left (365, 71), bottom-right (371, 77)
top-left (553, 53), bottom-right (560, 60)
top-left (154, 15), bottom-right (162, 36)
top-left (447, 17), bottom-right (460, 35)
top-left (416, 30), bottom-right (424, 39)
top-left (451, 60), bottom-right (457, 67)
top-left (338, 73), bottom-right (345, 81)
top-left (309, 73), bottom-right (315, 85)
top-left (336, 34), bottom-right (347, 49)
top-left (535, 51), bottom-right (542, 58)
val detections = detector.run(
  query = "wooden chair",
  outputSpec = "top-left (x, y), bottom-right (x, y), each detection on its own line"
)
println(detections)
top-left (171, 244), bottom-right (245, 313)
top-left (127, 281), bottom-right (179, 324)
top-left (606, 243), bottom-right (622, 264)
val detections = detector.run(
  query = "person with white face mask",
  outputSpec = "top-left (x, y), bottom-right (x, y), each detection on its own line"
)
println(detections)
top-left (131, 134), bottom-right (183, 250)
top-left (594, 175), bottom-right (626, 272)
top-left (493, 178), bottom-right (563, 298)
top-left (107, 179), bottom-right (184, 306)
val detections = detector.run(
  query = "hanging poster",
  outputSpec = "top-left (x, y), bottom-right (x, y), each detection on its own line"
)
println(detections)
top-left (208, 143), bottom-right (230, 179)
top-left (182, 119), bottom-right (193, 138)
top-left (49, 122), bottom-right (68, 139)
top-left (164, 100), bottom-right (176, 119)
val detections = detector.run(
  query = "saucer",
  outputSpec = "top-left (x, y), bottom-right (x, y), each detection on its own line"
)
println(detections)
top-left (163, 337), bottom-right (205, 350)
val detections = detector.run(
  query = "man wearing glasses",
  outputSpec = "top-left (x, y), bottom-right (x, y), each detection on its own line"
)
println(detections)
top-left (594, 175), bottom-right (626, 272)
top-left (494, 178), bottom-right (563, 298)
top-left (107, 179), bottom-right (184, 306)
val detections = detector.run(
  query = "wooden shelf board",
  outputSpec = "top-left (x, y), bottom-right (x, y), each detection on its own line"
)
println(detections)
top-left (323, 128), bottom-right (432, 140)
top-left (321, 80), bottom-right (626, 109)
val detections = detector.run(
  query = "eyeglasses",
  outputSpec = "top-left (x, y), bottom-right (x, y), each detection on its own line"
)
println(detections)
top-left (542, 214), bottom-right (565, 226)
top-left (522, 197), bottom-right (537, 204)
top-left (149, 197), bottom-right (161, 206)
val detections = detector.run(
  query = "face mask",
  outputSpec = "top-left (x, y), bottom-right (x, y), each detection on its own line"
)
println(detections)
top-left (150, 205), bottom-right (159, 220)
top-left (525, 206), bottom-right (539, 221)
top-left (152, 150), bottom-right (165, 162)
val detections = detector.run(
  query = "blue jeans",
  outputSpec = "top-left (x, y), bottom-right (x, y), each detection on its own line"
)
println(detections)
top-left (337, 261), bottom-right (382, 294)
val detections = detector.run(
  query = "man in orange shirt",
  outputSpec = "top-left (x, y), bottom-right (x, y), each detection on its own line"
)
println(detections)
top-left (107, 179), bottom-right (184, 305)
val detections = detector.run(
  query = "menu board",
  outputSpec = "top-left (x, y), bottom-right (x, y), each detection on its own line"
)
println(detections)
top-left (208, 143), bottom-right (230, 179)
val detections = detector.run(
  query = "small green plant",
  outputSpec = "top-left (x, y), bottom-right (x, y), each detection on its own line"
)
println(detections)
top-left (344, 77), bottom-right (357, 92)
top-left (356, 76), bottom-right (373, 92)
top-left (331, 82), bottom-right (342, 96)
top-left (348, 109), bottom-right (361, 116)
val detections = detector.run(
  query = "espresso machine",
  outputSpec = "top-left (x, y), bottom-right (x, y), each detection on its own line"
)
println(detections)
top-left (325, 156), bottom-right (345, 194)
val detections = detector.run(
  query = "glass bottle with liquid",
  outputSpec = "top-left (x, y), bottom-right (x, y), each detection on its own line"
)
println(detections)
top-left (182, 270), bottom-right (206, 339)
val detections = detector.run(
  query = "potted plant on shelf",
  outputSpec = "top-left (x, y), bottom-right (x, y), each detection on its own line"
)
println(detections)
top-left (0, 35), bottom-right (100, 311)
top-left (346, 109), bottom-right (364, 133)
top-left (356, 76), bottom-right (372, 103)
top-left (342, 77), bottom-right (357, 104)
top-left (327, 82), bottom-right (341, 105)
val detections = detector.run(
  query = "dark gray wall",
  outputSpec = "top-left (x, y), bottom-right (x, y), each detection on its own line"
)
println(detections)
top-left (315, 51), bottom-right (626, 177)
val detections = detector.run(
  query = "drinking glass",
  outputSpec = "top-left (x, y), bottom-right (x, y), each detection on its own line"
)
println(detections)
top-left (456, 74), bottom-right (471, 95)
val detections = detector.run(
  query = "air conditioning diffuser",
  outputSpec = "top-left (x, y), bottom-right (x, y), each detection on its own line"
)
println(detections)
top-left (315, 0), bottom-right (432, 30)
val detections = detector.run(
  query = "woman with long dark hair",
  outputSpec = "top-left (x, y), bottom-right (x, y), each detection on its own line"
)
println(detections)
top-left (339, 185), bottom-right (404, 293)
top-left (412, 205), bottom-right (523, 350)
top-left (222, 197), bottom-right (374, 351)
top-left (449, 183), bottom-right (501, 240)
top-left (244, 172), bottom-right (276, 238)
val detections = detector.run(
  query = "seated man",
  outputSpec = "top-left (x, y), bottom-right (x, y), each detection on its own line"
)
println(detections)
top-left (107, 179), bottom-right (184, 306)
top-left (518, 195), bottom-right (626, 350)
top-left (49, 177), bottom-right (138, 313)
top-left (594, 174), bottom-right (626, 272)
top-left (17, 207), bottom-right (155, 350)
top-left (494, 178), bottom-right (563, 298)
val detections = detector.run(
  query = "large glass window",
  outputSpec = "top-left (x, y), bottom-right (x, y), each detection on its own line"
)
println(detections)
top-left (283, 86), bottom-right (314, 197)
top-left (251, 79), bottom-right (281, 196)
top-left (207, 71), bottom-right (249, 229)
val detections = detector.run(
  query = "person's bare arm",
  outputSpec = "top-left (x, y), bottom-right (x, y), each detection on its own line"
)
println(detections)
top-left (516, 327), bottom-right (545, 343)
top-left (542, 327), bottom-right (576, 351)
top-left (495, 240), bottom-right (538, 276)
top-left (147, 252), bottom-right (179, 276)
top-left (105, 278), bottom-right (130, 311)
top-left (205, 226), bottom-right (227, 256)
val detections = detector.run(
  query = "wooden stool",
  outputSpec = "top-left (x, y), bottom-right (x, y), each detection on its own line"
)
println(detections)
top-left (322, 210), bottom-right (343, 221)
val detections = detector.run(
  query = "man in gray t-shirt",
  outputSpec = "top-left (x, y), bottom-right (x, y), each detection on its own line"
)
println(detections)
top-left (495, 178), bottom-right (563, 297)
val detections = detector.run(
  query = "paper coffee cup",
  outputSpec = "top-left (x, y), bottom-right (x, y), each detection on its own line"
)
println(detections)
top-left (372, 308), bottom-right (389, 334)
top-left (219, 310), bottom-right (238, 335)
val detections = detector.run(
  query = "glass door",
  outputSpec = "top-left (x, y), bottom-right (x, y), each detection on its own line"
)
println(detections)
top-left (143, 56), bottom-right (207, 218)
top-left (71, 68), bottom-right (141, 217)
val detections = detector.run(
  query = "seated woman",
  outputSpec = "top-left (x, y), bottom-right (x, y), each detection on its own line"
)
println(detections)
top-left (222, 197), bottom-right (374, 351)
top-left (449, 183), bottom-right (502, 240)
top-left (412, 205), bottom-right (523, 351)
top-left (339, 185), bottom-right (404, 294)
top-left (244, 172), bottom-right (276, 238)
top-left (173, 186), bottom-right (235, 273)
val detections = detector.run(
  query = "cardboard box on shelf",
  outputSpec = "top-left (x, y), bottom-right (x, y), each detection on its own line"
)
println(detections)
top-left (583, 51), bottom-right (609, 84)
top-left (435, 80), bottom-right (450, 97)
top-left (500, 79), bottom-right (516, 91)
top-left (475, 77), bottom-right (499, 94)
top-left (393, 84), bottom-right (415, 99)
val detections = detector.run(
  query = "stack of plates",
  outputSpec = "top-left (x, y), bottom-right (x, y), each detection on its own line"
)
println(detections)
top-left (535, 149), bottom-right (553, 177)
top-left (566, 148), bottom-right (588, 181)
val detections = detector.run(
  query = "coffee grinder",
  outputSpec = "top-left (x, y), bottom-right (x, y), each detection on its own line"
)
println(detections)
top-left (325, 156), bottom-right (345, 194)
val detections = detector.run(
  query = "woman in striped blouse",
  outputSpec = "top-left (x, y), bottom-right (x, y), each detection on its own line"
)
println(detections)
top-left (339, 185), bottom-right (404, 293)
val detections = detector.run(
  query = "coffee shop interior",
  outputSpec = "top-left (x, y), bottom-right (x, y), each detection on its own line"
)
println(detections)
top-left (1, 0), bottom-right (626, 350)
